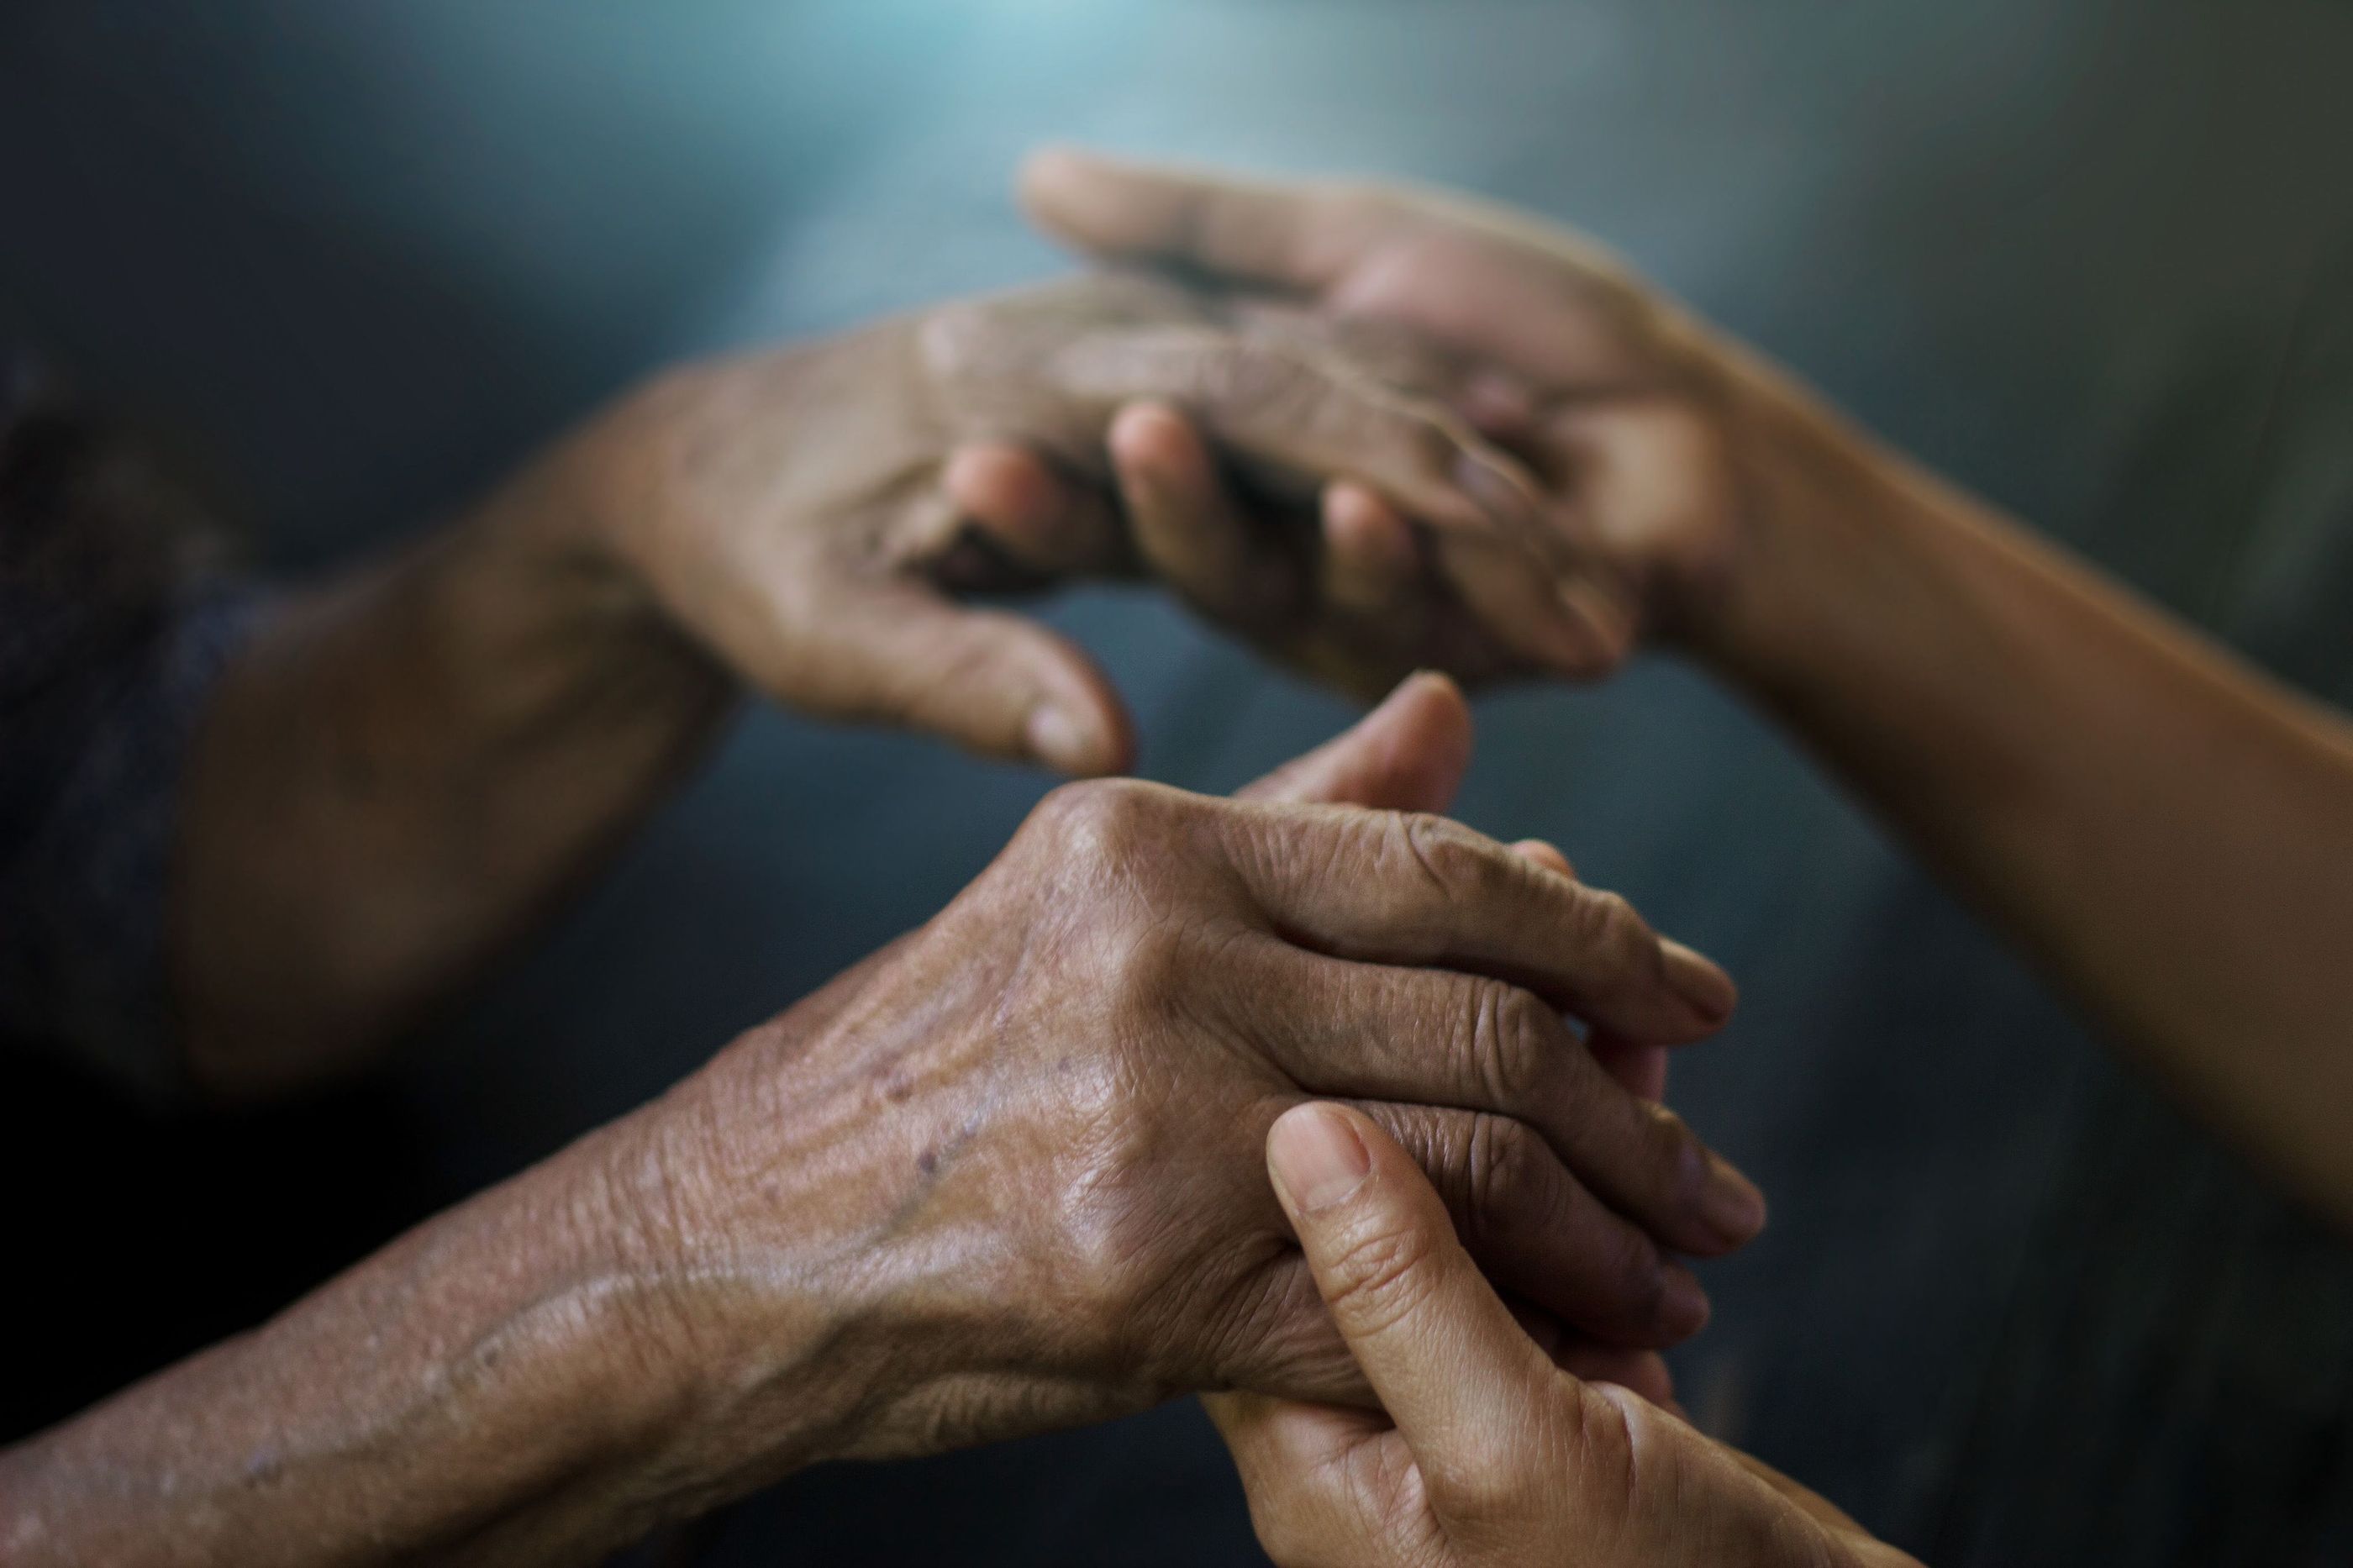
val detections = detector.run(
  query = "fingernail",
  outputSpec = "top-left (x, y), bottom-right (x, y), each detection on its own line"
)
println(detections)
top-left (1026, 703), bottom-right (1100, 774)
top-left (1702, 1152), bottom-right (1768, 1245)
top-left (1268, 1103), bottom-right (1372, 1213)
top-left (1661, 939), bottom-right (1738, 1023)
top-left (1659, 1262), bottom-right (1712, 1338)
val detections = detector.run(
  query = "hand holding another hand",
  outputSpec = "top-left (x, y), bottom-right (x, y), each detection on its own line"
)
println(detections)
top-left (1213, 1102), bottom-right (1919, 1568)
top-left (532, 271), bottom-right (1540, 775)
top-left (984, 146), bottom-right (1865, 687)
top-left (606, 676), bottom-right (1759, 1498)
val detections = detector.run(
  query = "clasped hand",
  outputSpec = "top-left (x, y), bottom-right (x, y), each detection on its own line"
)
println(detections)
top-left (605, 677), bottom-right (1759, 1495)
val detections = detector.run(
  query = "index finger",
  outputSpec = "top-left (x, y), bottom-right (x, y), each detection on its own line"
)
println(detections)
top-left (1046, 324), bottom-right (1545, 539)
top-left (1218, 798), bottom-right (1736, 1043)
top-left (1020, 145), bottom-right (1371, 292)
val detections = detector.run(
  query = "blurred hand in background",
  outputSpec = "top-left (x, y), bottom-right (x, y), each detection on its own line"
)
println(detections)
top-left (177, 270), bottom-right (1541, 1092)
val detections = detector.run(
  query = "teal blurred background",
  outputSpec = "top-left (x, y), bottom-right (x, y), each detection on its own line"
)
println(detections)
top-left (7, 3), bottom-right (2353, 1562)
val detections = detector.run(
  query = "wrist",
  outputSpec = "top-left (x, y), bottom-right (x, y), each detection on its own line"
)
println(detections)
top-left (1657, 341), bottom-right (1933, 688)
top-left (443, 449), bottom-right (734, 737)
top-left (592, 1002), bottom-right (961, 1495)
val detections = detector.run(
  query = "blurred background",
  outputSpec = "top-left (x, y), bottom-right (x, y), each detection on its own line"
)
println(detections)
top-left (6, 1), bottom-right (2353, 1562)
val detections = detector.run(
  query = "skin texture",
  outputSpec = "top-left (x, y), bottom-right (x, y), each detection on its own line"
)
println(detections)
top-left (1210, 1102), bottom-right (1921, 1568)
top-left (1011, 147), bottom-right (2353, 1559)
top-left (170, 271), bottom-right (1545, 1097)
top-left (0, 676), bottom-right (1758, 1565)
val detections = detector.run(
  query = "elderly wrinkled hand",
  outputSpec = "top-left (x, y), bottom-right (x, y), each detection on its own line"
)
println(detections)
top-left (961, 147), bottom-right (1819, 690)
top-left (608, 676), bottom-right (1759, 1482)
top-left (173, 270), bottom-right (1541, 1085)
top-left (537, 270), bottom-right (1535, 772)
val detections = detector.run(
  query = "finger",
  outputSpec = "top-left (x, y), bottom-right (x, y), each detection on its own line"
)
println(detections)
top-left (1433, 525), bottom-right (1632, 676)
top-left (1356, 1099), bottom-right (1714, 1340)
top-left (1592, 1032), bottom-right (1671, 1101)
top-left (1509, 837), bottom-right (1574, 878)
top-left (1239, 671), bottom-right (1471, 813)
top-left (1320, 481), bottom-right (1421, 615)
top-left (1045, 323), bottom-right (1544, 539)
top-left (1020, 145), bottom-right (1374, 292)
top-left (1108, 401), bottom-right (1299, 629)
top-left (1205, 1394), bottom-right (1419, 1568)
top-left (1219, 799), bottom-right (1738, 1043)
top-left (1239, 945), bottom-right (1761, 1255)
top-left (940, 443), bottom-right (1127, 577)
top-left (1507, 841), bottom-right (1679, 1101)
top-left (781, 581), bottom-right (1134, 775)
top-left (1265, 1102), bottom-right (1554, 1465)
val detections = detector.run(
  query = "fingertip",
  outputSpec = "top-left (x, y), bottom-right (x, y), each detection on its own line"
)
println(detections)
top-left (1016, 637), bottom-right (1135, 777)
top-left (1703, 1151), bottom-right (1769, 1245)
top-left (1509, 837), bottom-right (1576, 878)
top-left (945, 444), bottom-right (1064, 532)
top-left (1379, 668), bottom-right (1471, 739)
top-left (1016, 143), bottom-right (1090, 225)
top-left (1267, 1102), bottom-right (1375, 1216)
top-left (1321, 482), bottom-right (1421, 610)
top-left (1108, 400), bottom-right (1210, 484)
top-left (1322, 481), bottom-right (1415, 561)
top-left (1661, 938), bottom-right (1738, 1025)
top-left (1659, 1262), bottom-right (1712, 1339)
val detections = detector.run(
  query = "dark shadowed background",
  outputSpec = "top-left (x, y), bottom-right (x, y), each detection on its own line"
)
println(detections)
top-left (6, 2), bottom-right (2353, 1562)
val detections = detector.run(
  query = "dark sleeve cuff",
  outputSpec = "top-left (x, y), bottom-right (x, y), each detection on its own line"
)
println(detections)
top-left (0, 582), bottom-right (270, 1100)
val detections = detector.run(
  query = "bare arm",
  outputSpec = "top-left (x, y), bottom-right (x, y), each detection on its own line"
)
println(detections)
top-left (1695, 381), bottom-right (2353, 1220)
top-left (4, 680), bottom-right (1755, 1565)
top-left (171, 273), bottom-right (1536, 1098)
top-left (1017, 149), bottom-right (2353, 1224)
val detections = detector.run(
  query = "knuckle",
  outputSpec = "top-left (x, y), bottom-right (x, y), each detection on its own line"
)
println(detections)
top-left (1208, 339), bottom-right (1315, 423)
top-left (1392, 811), bottom-right (1491, 904)
top-left (1579, 888), bottom-right (1662, 978)
top-left (1465, 983), bottom-right (1553, 1106)
top-left (915, 299), bottom-right (999, 385)
top-left (1460, 1113), bottom-right (1541, 1246)
top-left (1029, 776), bottom-right (1163, 865)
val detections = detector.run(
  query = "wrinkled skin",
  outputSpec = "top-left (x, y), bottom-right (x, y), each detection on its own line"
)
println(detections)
top-left (557, 269), bottom-right (1540, 770)
top-left (957, 148), bottom-right (1802, 690)
top-left (629, 680), bottom-right (1762, 1479)
top-left (177, 271), bottom-right (1544, 1090)
top-left (3, 678), bottom-right (1761, 1567)
top-left (1213, 1103), bottom-right (1921, 1568)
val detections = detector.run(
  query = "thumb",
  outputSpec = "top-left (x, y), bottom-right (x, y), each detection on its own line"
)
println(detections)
top-left (792, 581), bottom-right (1134, 775)
top-left (1237, 672), bottom-right (1472, 809)
top-left (1267, 1102), bottom-right (1550, 1465)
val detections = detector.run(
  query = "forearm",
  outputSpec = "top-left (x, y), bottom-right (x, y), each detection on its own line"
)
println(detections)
top-left (2, 948), bottom-right (1006, 1566)
top-left (1690, 371), bottom-right (2353, 1220)
top-left (2, 1110), bottom-right (742, 1567)
top-left (172, 460), bottom-right (734, 1097)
